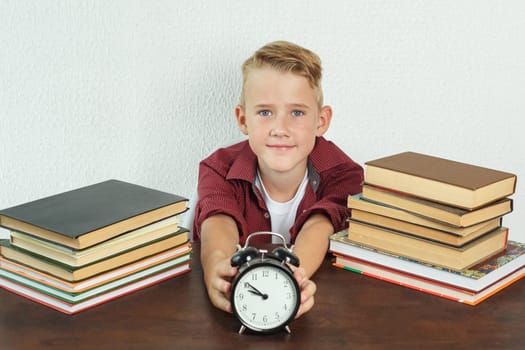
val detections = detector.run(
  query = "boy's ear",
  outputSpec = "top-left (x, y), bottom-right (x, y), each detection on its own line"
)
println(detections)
top-left (316, 105), bottom-right (332, 136)
top-left (235, 105), bottom-right (249, 135)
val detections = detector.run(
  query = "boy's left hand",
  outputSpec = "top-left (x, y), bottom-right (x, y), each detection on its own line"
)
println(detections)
top-left (292, 266), bottom-right (317, 319)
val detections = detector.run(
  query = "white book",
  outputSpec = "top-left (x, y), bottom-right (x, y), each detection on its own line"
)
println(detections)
top-left (329, 231), bottom-right (525, 293)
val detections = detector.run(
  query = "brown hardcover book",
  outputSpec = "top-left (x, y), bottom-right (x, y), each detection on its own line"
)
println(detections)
top-left (365, 152), bottom-right (516, 210)
top-left (346, 221), bottom-right (508, 271)
top-left (0, 180), bottom-right (188, 250)
top-left (348, 194), bottom-right (503, 235)
top-left (0, 229), bottom-right (188, 282)
top-left (361, 184), bottom-right (513, 227)
top-left (350, 209), bottom-right (500, 247)
top-left (9, 216), bottom-right (181, 267)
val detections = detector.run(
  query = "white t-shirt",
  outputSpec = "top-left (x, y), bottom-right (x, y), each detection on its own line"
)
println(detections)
top-left (255, 170), bottom-right (309, 244)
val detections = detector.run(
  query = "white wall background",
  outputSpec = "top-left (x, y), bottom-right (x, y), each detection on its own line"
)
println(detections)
top-left (1, 1), bottom-right (524, 241)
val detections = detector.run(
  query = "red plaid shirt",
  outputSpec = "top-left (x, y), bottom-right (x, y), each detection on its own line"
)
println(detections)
top-left (193, 136), bottom-right (363, 244)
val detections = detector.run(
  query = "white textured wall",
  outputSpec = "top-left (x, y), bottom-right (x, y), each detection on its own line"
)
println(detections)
top-left (1, 1), bottom-right (524, 241)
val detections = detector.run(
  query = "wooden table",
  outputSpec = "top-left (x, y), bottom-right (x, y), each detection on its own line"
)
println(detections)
top-left (1, 243), bottom-right (524, 350)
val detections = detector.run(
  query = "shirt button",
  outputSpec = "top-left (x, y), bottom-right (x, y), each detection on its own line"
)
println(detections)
top-left (264, 212), bottom-right (270, 219)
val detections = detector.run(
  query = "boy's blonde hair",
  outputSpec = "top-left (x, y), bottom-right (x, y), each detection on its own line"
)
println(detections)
top-left (239, 41), bottom-right (324, 108)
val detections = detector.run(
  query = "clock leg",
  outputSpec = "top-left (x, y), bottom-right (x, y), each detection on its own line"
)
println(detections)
top-left (285, 325), bottom-right (291, 334)
top-left (238, 325), bottom-right (247, 335)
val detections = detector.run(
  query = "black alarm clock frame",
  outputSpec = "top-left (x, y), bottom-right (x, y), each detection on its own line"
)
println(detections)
top-left (230, 231), bottom-right (301, 335)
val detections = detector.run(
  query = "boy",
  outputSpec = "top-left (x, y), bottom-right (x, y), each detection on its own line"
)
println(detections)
top-left (193, 41), bottom-right (363, 318)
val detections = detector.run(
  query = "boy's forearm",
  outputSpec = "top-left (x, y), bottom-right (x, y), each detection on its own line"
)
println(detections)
top-left (291, 214), bottom-right (334, 278)
top-left (200, 214), bottom-right (240, 274)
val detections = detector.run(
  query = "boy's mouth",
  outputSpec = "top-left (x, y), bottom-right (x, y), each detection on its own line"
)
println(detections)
top-left (267, 144), bottom-right (295, 151)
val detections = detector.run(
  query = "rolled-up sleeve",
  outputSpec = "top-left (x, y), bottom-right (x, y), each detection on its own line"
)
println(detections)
top-left (193, 158), bottom-right (244, 240)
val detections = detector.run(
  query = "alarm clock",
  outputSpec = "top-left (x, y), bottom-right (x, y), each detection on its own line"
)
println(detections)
top-left (230, 231), bottom-right (301, 335)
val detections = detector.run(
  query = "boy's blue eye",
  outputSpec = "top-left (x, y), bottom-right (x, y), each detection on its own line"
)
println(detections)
top-left (258, 110), bottom-right (272, 117)
top-left (291, 110), bottom-right (304, 117)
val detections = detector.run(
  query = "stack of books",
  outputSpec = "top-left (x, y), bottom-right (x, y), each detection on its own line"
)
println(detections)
top-left (330, 151), bottom-right (524, 305)
top-left (0, 179), bottom-right (191, 314)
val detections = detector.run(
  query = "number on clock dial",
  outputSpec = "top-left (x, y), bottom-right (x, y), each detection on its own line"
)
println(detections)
top-left (234, 265), bottom-right (298, 329)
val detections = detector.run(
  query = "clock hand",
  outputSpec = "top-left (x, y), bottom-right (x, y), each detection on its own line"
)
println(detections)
top-left (245, 282), bottom-right (269, 300)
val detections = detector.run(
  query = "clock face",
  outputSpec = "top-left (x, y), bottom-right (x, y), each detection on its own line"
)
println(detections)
top-left (231, 260), bottom-right (300, 333)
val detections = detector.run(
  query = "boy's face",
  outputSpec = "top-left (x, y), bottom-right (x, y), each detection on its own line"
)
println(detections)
top-left (235, 68), bottom-right (331, 178)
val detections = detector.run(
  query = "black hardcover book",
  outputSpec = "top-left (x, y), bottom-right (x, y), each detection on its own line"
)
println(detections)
top-left (0, 180), bottom-right (188, 249)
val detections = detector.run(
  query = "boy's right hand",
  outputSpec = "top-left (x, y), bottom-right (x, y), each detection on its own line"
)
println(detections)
top-left (199, 214), bottom-right (241, 313)
top-left (203, 256), bottom-right (238, 313)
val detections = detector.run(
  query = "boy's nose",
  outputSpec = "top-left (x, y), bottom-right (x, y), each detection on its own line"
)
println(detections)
top-left (269, 114), bottom-right (289, 136)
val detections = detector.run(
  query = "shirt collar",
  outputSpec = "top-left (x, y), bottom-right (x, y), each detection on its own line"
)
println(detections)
top-left (308, 136), bottom-right (334, 172)
top-left (226, 141), bottom-right (257, 183)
